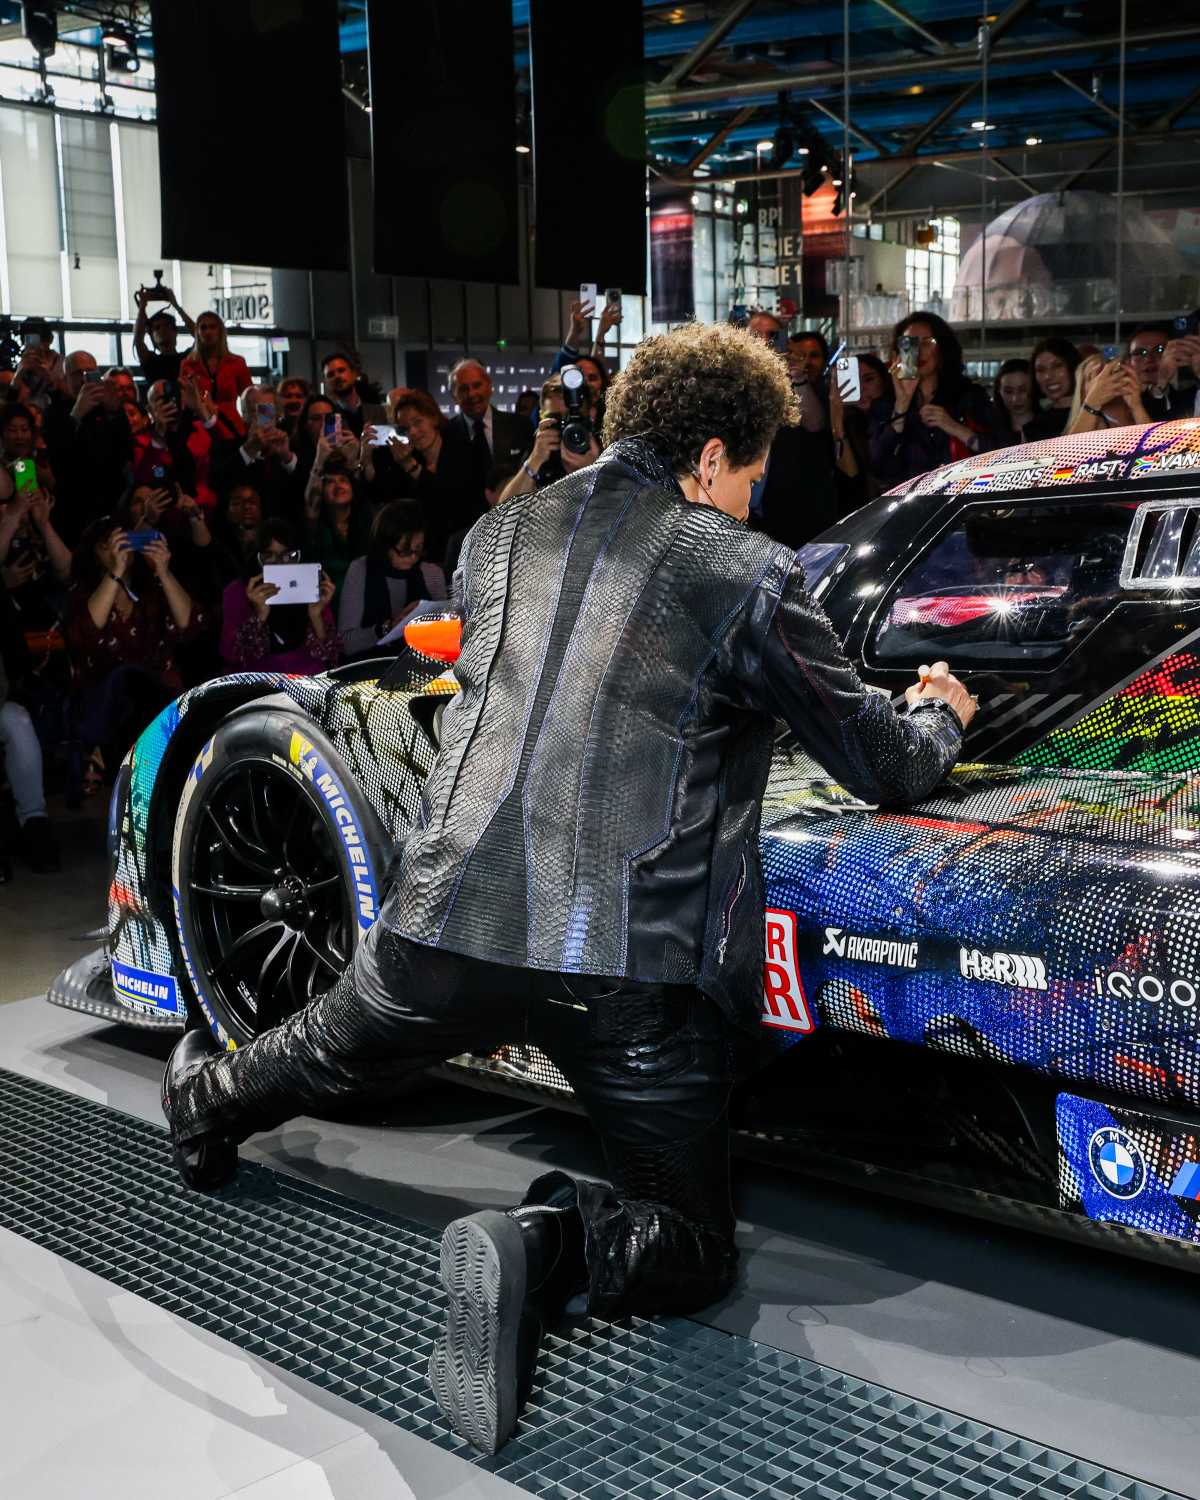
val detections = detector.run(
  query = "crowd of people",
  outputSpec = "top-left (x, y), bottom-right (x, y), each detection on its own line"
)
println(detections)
top-left (742, 309), bottom-right (1200, 545)
top-left (1, 288), bottom-right (1197, 881)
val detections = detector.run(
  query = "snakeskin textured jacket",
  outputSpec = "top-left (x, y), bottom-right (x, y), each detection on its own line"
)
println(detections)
top-left (390, 438), bottom-right (962, 1029)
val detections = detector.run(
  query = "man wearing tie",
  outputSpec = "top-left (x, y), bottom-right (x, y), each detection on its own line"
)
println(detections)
top-left (447, 358), bottom-right (529, 507)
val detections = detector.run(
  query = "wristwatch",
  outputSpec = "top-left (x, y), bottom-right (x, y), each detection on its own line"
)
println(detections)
top-left (523, 462), bottom-right (540, 487)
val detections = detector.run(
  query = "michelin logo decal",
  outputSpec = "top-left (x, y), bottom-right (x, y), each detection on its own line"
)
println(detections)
top-left (112, 958), bottom-right (180, 1014)
top-left (823, 927), bottom-right (919, 969)
top-left (288, 731), bottom-right (378, 930)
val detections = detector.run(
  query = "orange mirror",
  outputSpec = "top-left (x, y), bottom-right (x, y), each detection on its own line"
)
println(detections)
top-left (404, 614), bottom-right (462, 664)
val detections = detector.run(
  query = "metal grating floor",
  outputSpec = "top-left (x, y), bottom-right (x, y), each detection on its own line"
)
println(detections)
top-left (0, 1065), bottom-right (1182, 1500)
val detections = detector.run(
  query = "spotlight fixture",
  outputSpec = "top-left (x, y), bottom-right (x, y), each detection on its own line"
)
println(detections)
top-left (756, 140), bottom-right (773, 153)
top-left (515, 143), bottom-right (531, 154)
top-left (20, 2), bottom-right (56, 57)
top-left (1025, 135), bottom-right (1042, 146)
top-left (105, 25), bottom-right (140, 75)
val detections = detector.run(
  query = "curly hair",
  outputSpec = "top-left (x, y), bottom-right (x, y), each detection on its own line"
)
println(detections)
top-left (602, 322), bottom-right (798, 472)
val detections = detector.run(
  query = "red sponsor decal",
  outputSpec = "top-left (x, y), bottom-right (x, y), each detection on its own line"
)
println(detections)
top-left (762, 909), bottom-right (817, 1033)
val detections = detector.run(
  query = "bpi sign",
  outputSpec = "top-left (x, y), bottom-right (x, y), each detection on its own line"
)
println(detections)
top-left (762, 909), bottom-right (816, 1034)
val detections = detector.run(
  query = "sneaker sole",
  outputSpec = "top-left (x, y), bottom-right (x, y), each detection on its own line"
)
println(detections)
top-left (428, 1210), bottom-right (527, 1454)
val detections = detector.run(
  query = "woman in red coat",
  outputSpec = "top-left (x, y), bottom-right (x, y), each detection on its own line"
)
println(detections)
top-left (180, 311), bottom-right (251, 434)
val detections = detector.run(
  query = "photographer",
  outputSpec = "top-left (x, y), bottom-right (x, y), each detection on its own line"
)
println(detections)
top-left (745, 313), bottom-right (840, 546)
top-left (496, 368), bottom-right (601, 505)
top-left (370, 387), bottom-right (474, 566)
top-left (130, 379), bottom-right (206, 497)
top-left (219, 518), bottom-right (338, 675)
top-left (1127, 323), bottom-right (1199, 420)
top-left (10, 319), bottom-right (65, 413)
top-left (871, 311), bottom-right (1000, 485)
top-left (132, 280), bottom-right (196, 384)
top-left (66, 518), bottom-right (205, 792)
top-left (321, 349), bottom-right (387, 438)
top-left (0, 485), bottom-right (72, 639)
top-left (209, 385), bottom-right (299, 517)
top-left (1066, 354), bottom-right (1151, 435)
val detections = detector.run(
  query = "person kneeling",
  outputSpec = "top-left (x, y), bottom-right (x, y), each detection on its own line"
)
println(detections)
top-left (161, 322), bottom-right (975, 1454)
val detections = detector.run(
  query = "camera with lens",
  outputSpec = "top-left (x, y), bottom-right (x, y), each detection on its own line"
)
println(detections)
top-left (558, 363), bottom-right (594, 456)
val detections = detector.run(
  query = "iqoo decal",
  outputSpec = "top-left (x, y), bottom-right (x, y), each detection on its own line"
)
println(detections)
top-left (288, 731), bottom-right (379, 930)
top-left (1095, 968), bottom-right (1199, 1010)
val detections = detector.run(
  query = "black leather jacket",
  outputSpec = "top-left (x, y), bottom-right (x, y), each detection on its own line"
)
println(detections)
top-left (391, 437), bottom-right (962, 1029)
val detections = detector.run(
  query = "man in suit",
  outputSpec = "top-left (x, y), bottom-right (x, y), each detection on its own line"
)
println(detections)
top-left (447, 358), bottom-right (530, 506)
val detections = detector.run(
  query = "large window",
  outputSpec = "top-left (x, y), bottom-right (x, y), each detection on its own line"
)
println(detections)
top-left (869, 501), bottom-right (1134, 669)
top-left (904, 217), bottom-right (960, 316)
top-left (0, 102), bottom-right (271, 348)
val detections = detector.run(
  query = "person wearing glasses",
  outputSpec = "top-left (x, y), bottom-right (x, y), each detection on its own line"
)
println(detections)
top-left (1126, 325), bottom-right (1197, 420)
top-left (337, 500), bottom-right (446, 661)
top-left (871, 311), bottom-right (1000, 484)
top-left (219, 518), bottom-right (338, 676)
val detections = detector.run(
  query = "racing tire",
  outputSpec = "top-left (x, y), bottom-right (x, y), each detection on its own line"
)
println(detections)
top-left (171, 708), bottom-right (388, 1049)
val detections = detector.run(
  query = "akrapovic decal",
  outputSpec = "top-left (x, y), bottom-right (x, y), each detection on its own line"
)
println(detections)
top-left (288, 730), bottom-right (378, 930)
top-left (822, 926), bottom-right (920, 969)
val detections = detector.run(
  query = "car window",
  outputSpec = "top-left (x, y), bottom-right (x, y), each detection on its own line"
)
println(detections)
top-left (868, 501), bottom-right (1136, 668)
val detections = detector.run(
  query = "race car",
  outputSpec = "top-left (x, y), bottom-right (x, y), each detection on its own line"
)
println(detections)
top-left (49, 417), bottom-right (1200, 1266)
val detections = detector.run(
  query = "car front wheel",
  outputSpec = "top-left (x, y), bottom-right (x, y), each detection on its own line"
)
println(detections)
top-left (170, 708), bottom-right (388, 1048)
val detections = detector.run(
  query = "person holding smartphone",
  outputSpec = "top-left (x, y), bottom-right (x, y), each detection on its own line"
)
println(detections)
top-left (66, 517), bottom-right (205, 793)
top-left (870, 311), bottom-right (999, 484)
top-left (744, 313), bottom-right (841, 546)
top-left (208, 386), bottom-right (299, 518)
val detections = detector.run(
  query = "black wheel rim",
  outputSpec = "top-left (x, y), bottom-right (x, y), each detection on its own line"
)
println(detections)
top-left (186, 760), bottom-right (351, 1038)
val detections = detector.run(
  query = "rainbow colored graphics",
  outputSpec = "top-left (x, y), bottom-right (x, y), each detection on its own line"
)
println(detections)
top-left (1016, 651), bottom-right (1200, 775)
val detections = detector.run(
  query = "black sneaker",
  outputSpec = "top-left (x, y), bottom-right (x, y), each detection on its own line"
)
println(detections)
top-left (21, 816), bottom-right (61, 874)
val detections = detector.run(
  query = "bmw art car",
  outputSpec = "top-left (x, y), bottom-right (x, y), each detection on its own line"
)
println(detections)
top-left (51, 417), bottom-right (1200, 1266)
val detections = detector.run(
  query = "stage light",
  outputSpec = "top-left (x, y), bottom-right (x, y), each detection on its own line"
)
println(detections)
top-left (515, 143), bottom-right (530, 153)
top-left (756, 140), bottom-right (772, 152)
top-left (1025, 135), bottom-right (1042, 146)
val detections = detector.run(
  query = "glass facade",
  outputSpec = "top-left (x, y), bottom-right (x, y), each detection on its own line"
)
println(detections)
top-left (0, 99), bottom-right (274, 369)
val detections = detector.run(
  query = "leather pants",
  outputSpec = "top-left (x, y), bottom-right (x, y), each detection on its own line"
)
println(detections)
top-left (171, 894), bottom-right (746, 1320)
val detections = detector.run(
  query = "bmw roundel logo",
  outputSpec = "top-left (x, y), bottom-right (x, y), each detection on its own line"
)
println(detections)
top-left (1088, 1126), bottom-right (1147, 1200)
